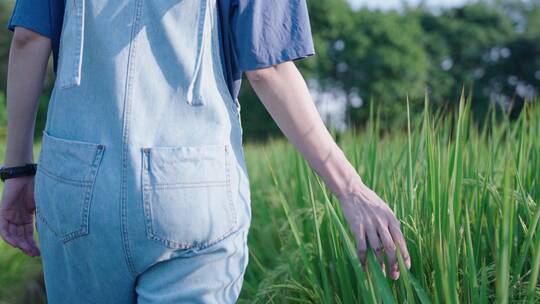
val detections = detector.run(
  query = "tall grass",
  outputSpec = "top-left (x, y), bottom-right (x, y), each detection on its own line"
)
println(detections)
top-left (239, 97), bottom-right (540, 303)
top-left (0, 97), bottom-right (538, 303)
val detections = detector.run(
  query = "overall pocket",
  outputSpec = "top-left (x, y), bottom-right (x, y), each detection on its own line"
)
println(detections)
top-left (141, 144), bottom-right (238, 250)
top-left (56, 0), bottom-right (85, 89)
top-left (34, 130), bottom-right (105, 243)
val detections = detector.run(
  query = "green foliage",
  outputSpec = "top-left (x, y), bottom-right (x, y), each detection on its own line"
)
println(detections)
top-left (0, 241), bottom-right (44, 303)
top-left (419, 3), bottom-right (519, 120)
top-left (343, 8), bottom-right (429, 127)
top-left (238, 97), bottom-right (540, 303)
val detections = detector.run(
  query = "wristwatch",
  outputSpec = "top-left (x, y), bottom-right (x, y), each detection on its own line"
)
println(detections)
top-left (0, 163), bottom-right (38, 182)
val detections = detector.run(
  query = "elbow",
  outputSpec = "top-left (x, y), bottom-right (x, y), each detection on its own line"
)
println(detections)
top-left (12, 27), bottom-right (45, 49)
top-left (245, 65), bottom-right (281, 84)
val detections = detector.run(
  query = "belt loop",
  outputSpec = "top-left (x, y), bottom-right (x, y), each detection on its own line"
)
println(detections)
top-left (185, 0), bottom-right (209, 106)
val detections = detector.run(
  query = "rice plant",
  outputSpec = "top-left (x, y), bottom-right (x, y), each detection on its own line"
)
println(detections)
top-left (238, 97), bottom-right (540, 303)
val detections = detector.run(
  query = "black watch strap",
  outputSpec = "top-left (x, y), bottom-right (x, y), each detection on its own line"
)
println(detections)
top-left (0, 163), bottom-right (38, 182)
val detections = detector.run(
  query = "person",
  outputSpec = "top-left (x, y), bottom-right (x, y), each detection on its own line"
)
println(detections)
top-left (0, 0), bottom-right (411, 302)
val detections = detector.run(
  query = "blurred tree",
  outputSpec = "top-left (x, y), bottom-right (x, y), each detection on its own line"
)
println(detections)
top-left (343, 8), bottom-right (429, 128)
top-left (487, 1), bottom-right (540, 118)
top-left (418, 3), bottom-right (517, 120)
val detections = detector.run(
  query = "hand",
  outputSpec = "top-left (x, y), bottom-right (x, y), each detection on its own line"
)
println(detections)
top-left (338, 182), bottom-right (410, 280)
top-left (0, 176), bottom-right (41, 257)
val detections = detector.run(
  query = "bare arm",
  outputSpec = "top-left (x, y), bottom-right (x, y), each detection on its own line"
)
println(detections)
top-left (0, 26), bottom-right (51, 257)
top-left (5, 27), bottom-right (51, 166)
top-left (245, 61), bottom-right (411, 280)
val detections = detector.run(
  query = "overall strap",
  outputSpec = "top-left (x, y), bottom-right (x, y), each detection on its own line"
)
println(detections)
top-left (60, 0), bottom-right (209, 105)
top-left (185, 0), bottom-right (210, 106)
top-left (58, 0), bottom-right (85, 89)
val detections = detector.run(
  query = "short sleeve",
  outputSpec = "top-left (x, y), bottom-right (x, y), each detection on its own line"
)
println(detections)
top-left (231, 0), bottom-right (316, 72)
top-left (6, 0), bottom-right (52, 38)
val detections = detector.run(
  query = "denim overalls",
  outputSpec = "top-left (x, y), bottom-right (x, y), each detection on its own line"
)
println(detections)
top-left (33, 0), bottom-right (252, 302)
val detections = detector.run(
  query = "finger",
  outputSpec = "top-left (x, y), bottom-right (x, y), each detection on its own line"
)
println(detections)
top-left (366, 228), bottom-right (385, 275)
top-left (389, 223), bottom-right (411, 269)
top-left (8, 223), bottom-right (24, 248)
top-left (0, 218), bottom-right (17, 247)
top-left (0, 229), bottom-right (18, 248)
top-left (7, 233), bottom-right (24, 251)
top-left (15, 224), bottom-right (33, 254)
top-left (0, 217), bottom-right (8, 234)
top-left (355, 225), bottom-right (367, 270)
top-left (9, 223), bottom-right (30, 253)
top-left (18, 237), bottom-right (32, 255)
top-left (378, 226), bottom-right (399, 280)
top-left (24, 222), bottom-right (40, 257)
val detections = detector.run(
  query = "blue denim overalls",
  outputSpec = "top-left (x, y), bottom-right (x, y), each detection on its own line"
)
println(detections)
top-left (33, 0), bottom-right (252, 302)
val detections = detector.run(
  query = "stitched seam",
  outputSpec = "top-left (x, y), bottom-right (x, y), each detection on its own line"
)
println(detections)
top-left (120, 0), bottom-right (144, 278)
top-left (142, 149), bottom-right (155, 247)
top-left (142, 181), bottom-right (228, 188)
top-left (38, 166), bottom-right (92, 186)
top-left (34, 146), bottom-right (105, 243)
top-left (143, 144), bottom-right (225, 151)
top-left (225, 145), bottom-right (238, 229)
top-left (82, 145), bottom-right (106, 240)
top-left (141, 145), bottom-right (238, 250)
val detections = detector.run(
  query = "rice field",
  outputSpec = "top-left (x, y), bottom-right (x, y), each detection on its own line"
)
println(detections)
top-left (0, 97), bottom-right (539, 303)
top-left (238, 97), bottom-right (540, 303)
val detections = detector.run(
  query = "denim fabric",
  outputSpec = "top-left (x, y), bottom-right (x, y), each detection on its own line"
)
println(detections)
top-left (33, 0), bottom-right (252, 302)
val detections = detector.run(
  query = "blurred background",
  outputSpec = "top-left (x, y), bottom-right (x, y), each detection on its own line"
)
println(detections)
top-left (0, 0), bottom-right (539, 140)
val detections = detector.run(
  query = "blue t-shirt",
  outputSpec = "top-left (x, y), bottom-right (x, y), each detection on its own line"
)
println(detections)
top-left (7, 0), bottom-right (316, 101)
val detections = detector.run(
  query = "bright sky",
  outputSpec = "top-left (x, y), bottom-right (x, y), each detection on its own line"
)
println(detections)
top-left (349, 0), bottom-right (470, 10)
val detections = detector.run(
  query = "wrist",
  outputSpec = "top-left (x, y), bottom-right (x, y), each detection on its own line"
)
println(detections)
top-left (3, 148), bottom-right (34, 167)
top-left (0, 163), bottom-right (38, 182)
top-left (335, 175), bottom-right (367, 202)
top-left (317, 145), bottom-right (365, 200)
top-left (3, 160), bottom-right (33, 167)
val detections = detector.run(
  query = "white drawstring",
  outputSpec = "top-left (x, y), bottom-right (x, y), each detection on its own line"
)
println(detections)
top-left (185, 0), bottom-right (209, 106)
top-left (74, 0), bottom-right (85, 87)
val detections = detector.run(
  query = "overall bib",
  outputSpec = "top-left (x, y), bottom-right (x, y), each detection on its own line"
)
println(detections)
top-left (33, 0), bottom-right (252, 302)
